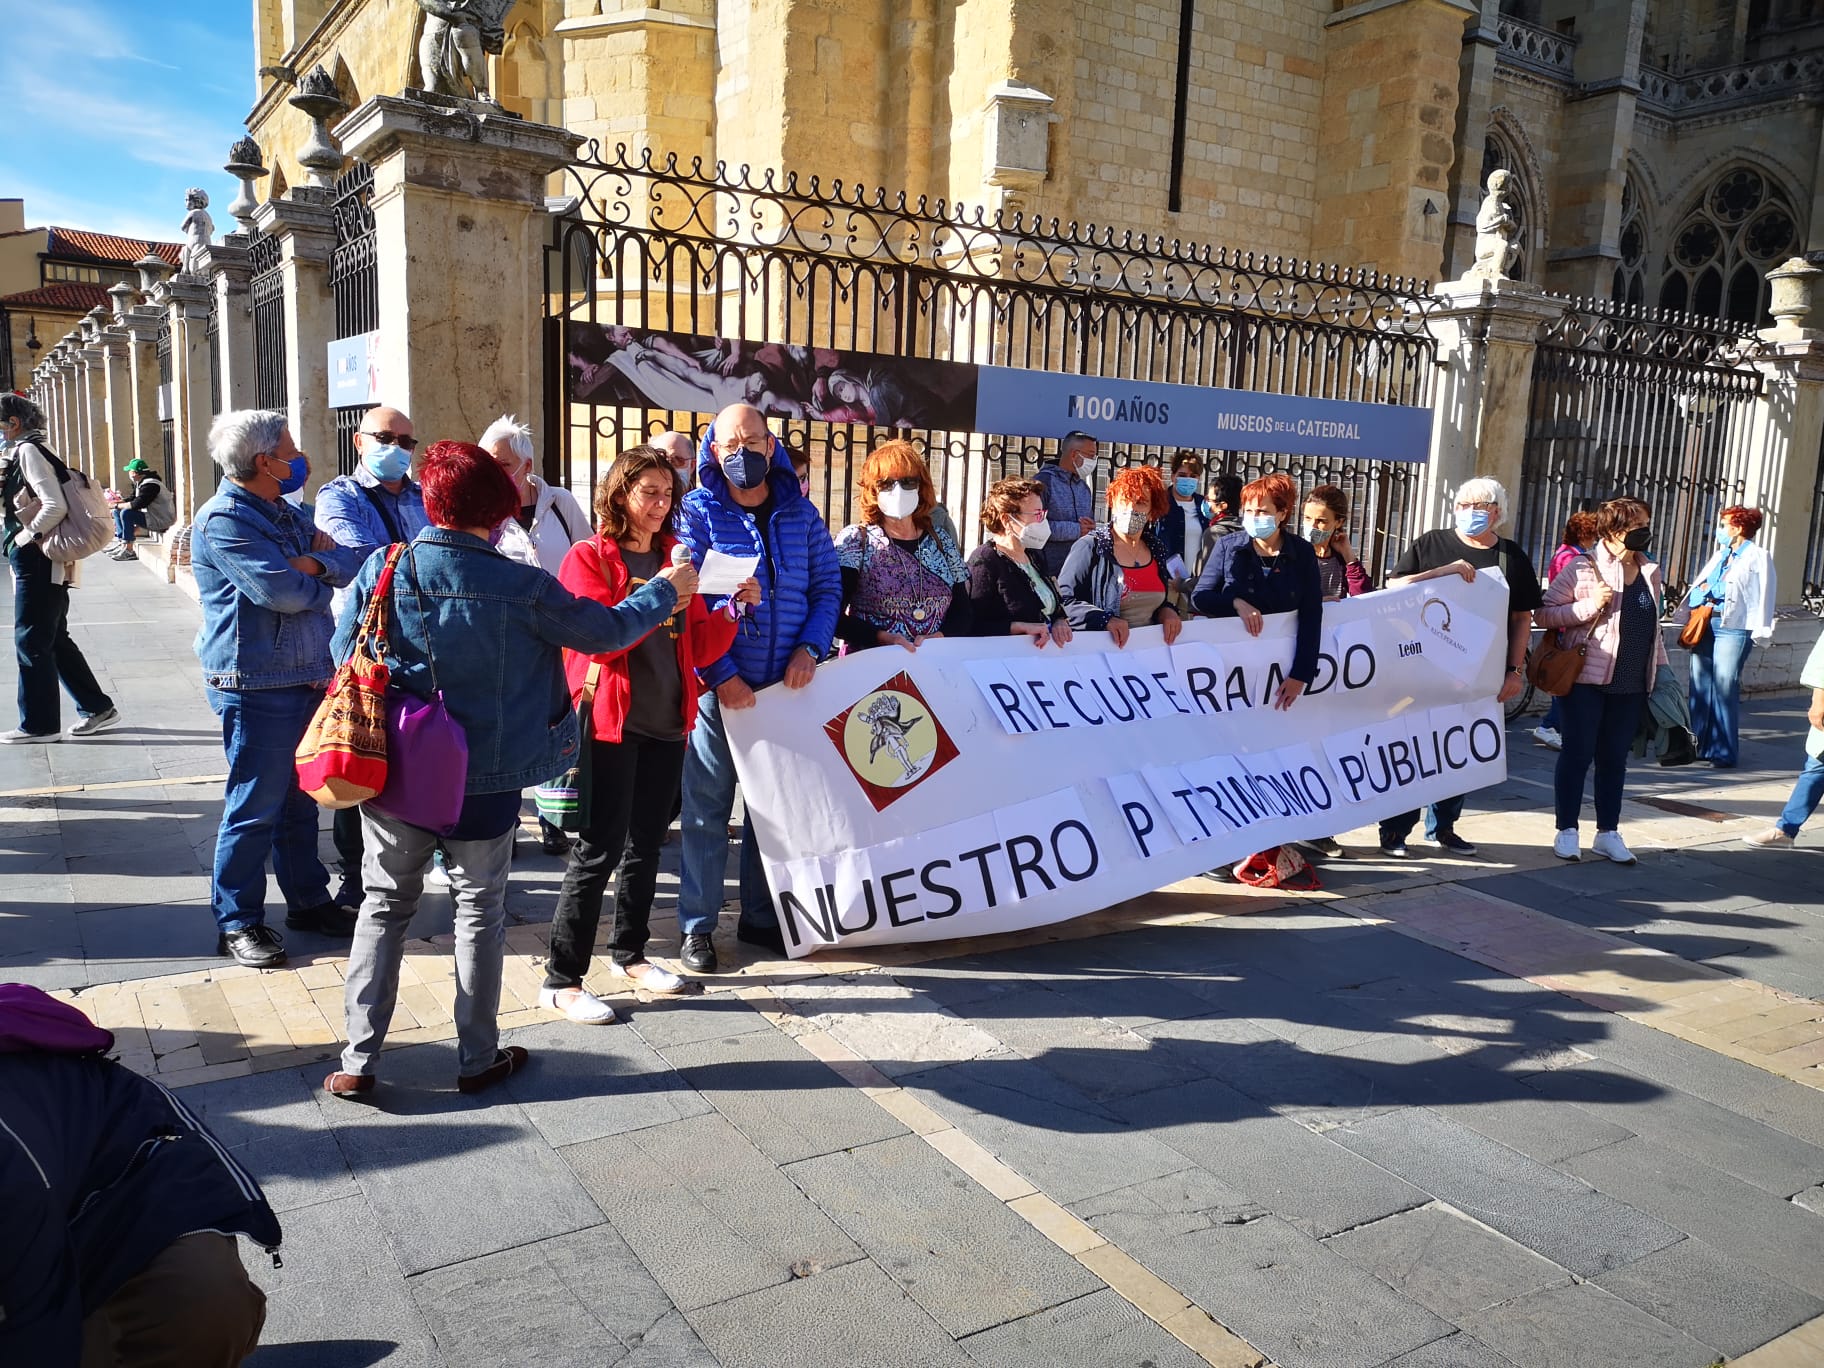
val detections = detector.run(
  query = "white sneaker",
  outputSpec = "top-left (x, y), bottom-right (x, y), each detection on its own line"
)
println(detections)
top-left (1591, 830), bottom-right (1637, 865)
top-left (0, 728), bottom-right (62, 744)
top-left (1553, 829), bottom-right (1580, 862)
top-left (610, 960), bottom-right (687, 995)
top-left (537, 985), bottom-right (618, 1024)
top-left (425, 858), bottom-right (450, 888)
top-left (1532, 726), bottom-right (1562, 751)
top-left (67, 707), bottom-right (121, 737)
top-left (1743, 827), bottom-right (1794, 848)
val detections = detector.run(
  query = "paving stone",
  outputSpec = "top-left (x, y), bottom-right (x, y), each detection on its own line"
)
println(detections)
top-left (1105, 1076), bottom-right (1429, 1239)
top-left (687, 1254), bottom-right (971, 1368)
top-left (1329, 1109), bottom-right (1682, 1277)
top-left (773, 974), bottom-right (1011, 1080)
top-left (900, 1056), bottom-right (1188, 1205)
top-left (0, 903), bottom-right (78, 956)
top-left (1795, 1183), bottom-right (1824, 1215)
top-left (0, 947), bottom-right (87, 990)
top-left (499, 1020), bottom-right (711, 1149)
top-left (1380, 1333), bottom-right (1520, 1368)
top-left (953, 985), bottom-right (1209, 1102)
top-left (77, 899), bottom-right (222, 985)
top-left (307, 1044), bottom-right (606, 1276)
top-left (956, 1289), bottom-right (1206, 1368)
top-left (407, 1224), bottom-right (714, 1367)
top-left (1322, 1203), bottom-right (1570, 1321)
top-left (785, 1134), bottom-right (1098, 1337)
top-left (625, 993), bottom-right (771, 1050)
top-left (1023, 961), bottom-right (1235, 1029)
top-left (1459, 1280), bottom-right (1721, 1368)
top-left (240, 1194), bottom-right (441, 1366)
top-left (1563, 1137), bottom-right (1824, 1299)
top-left (562, 1111), bottom-right (863, 1311)
top-left (1593, 1236), bottom-right (1824, 1359)
top-left (656, 1020), bottom-right (906, 1163)
top-left (185, 1066), bottom-right (358, 1214)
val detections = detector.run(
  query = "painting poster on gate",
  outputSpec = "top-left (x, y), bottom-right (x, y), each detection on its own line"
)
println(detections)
top-left (563, 323), bottom-right (1434, 462)
top-left (722, 574), bottom-right (1510, 958)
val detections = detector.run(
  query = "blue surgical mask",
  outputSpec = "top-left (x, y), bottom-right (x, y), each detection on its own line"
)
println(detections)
top-left (364, 442), bottom-right (411, 483)
top-left (1243, 513), bottom-right (1279, 540)
top-left (1455, 507), bottom-right (1492, 537)
top-left (722, 446), bottom-right (770, 491)
top-left (1715, 525), bottom-right (1734, 547)
top-left (1174, 476), bottom-right (1199, 498)
top-left (276, 455), bottom-right (309, 495)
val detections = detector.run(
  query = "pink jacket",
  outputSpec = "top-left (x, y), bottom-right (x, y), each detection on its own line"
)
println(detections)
top-left (1537, 542), bottom-right (1669, 690)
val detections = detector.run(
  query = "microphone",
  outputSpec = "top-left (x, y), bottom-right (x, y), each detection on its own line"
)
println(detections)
top-left (671, 543), bottom-right (692, 569)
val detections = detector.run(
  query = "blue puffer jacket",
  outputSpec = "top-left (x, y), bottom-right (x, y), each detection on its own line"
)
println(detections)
top-left (677, 433), bottom-right (840, 689)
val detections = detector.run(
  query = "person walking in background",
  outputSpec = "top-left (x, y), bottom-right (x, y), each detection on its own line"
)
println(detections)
top-left (835, 440), bottom-right (971, 652)
top-left (1538, 497), bottom-right (1667, 866)
top-left (1744, 631), bottom-right (1824, 848)
top-left (542, 446), bottom-right (748, 1019)
top-left (314, 404), bottom-right (430, 910)
top-left (1, 394), bottom-right (118, 743)
top-left (1533, 509), bottom-right (1599, 751)
top-left (674, 404), bottom-right (840, 971)
top-left (966, 477), bottom-right (1073, 648)
top-left (1033, 430), bottom-right (1098, 578)
top-left (323, 443), bottom-right (693, 1098)
top-left (107, 457), bottom-right (173, 561)
top-left (1058, 465), bottom-right (1185, 648)
top-left (482, 414), bottom-right (592, 855)
top-left (1377, 477), bottom-right (1541, 859)
top-left (1160, 451), bottom-right (1210, 602)
top-left (191, 410), bottom-right (360, 968)
top-left (1683, 504), bottom-right (1775, 769)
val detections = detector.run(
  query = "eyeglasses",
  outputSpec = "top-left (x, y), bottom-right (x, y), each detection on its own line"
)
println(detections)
top-left (361, 430), bottom-right (418, 451)
top-left (876, 476), bottom-right (921, 493)
top-left (1456, 500), bottom-right (1495, 511)
top-left (715, 435), bottom-right (770, 454)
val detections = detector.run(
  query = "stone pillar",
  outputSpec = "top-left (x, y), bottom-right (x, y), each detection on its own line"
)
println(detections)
top-left (1443, 4), bottom-right (1502, 279)
top-left (121, 308), bottom-right (167, 473)
top-left (76, 345), bottom-right (109, 483)
top-left (251, 190), bottom-right (337, 497)
top-left (51, 352), bottom-right (77, 462)
top-left (98, 330), bottom-right (135, 494)
top-left (1742, 259), bottom-right (1824, 597)
top-left (1421, 276), bottom-right (1568, 527)
top-left (205, 237), bottom-right (257, 412)
top-left (551, 2), bottom-right (715, 170)
top-left (339, 96), bottom-right (583, 466)
top-left (164, 277), bottom-right (219, 524)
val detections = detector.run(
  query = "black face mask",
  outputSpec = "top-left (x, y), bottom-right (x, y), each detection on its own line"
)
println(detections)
top-left (1622, 526), bottom-right (1653, 554)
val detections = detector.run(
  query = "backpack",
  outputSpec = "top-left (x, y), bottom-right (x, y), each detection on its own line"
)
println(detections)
top-left (10, 441), bottom-right (115, 562)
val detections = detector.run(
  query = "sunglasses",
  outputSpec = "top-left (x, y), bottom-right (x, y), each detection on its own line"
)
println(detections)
top-left (877, 476), bottom-right (921, 493)
top-left (362, 430), bottom-right (418, 451)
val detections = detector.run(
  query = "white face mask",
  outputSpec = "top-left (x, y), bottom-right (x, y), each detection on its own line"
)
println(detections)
top-left (876, 485), bottom-right (920, 520)
top-left (1018, 518), bottom-right (1052, 550)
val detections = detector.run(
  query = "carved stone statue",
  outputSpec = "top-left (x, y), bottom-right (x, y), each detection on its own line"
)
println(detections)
top-left (179, 188), bottom-right (215, 276)
top-left (417, 0), bottom-right (509, 103)
top-left (1469, 169), bottom-right (1519, 281)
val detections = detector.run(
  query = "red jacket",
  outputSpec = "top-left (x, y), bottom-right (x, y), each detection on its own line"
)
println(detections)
top-left (558, 533), bottom-right (738, 743)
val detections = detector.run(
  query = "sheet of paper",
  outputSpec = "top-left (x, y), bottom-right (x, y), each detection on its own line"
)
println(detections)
top-left (699, 549), bottom-right (761, 597)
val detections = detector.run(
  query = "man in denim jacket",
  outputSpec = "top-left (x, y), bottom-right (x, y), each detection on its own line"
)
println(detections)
top-left (675, 404), bottom-right (839, 970)
top-left (193, 410), bottom-right (361, 968)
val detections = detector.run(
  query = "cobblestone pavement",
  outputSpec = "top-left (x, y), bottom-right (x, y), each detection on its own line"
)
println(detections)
top-left (7, 552), bottom-right (1824, 1367)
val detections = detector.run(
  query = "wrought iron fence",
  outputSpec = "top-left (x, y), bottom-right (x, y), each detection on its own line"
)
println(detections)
top-left (155, 317), bottom-right (175, 472)
top-left (543, 147), bottom-right (1442, 579)
top-left (206, 296), bottom-right (222, 416)
top-left (330, 161), bottom-right (377, 476)
top-left (249, 228), bottom-right (288, 412)
top-left (1516, 299), bottom-right (1763, 600)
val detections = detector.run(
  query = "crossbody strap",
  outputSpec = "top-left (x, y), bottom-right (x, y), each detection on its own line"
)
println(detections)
top-left (358, 483), bottom-right (404, 544)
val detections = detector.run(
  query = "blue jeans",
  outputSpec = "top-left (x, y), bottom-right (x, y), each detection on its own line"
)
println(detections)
top-left (206, 684), bottom-right (331, 933)
top-left (678, 691), bottom-right (775, 935)
top-left (11, 544), bottom-right (112, 735)
top-left (1554, 683), bottom-right (1646, 831)
top-left (1778, 753), bottom-right (1824, 837)
top-left (1541, 695), bottom-right (1562, 730)
top-left (1378, 794), bottom-right (1466, 846)
top-left (114, 507), bottom-right (146, 544)
top-left (1690, 626), bottom-right (1753, 766)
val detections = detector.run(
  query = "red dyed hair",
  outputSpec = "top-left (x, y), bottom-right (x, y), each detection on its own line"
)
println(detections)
top-left (1720, 505), bottom-right (1764, 538)
top-left (421, 440), bottom-right (520, 531)
top-left (1240, 475), bottom-right (1291, 517)
top-left (1105, 466), bottom-right (1169, 521)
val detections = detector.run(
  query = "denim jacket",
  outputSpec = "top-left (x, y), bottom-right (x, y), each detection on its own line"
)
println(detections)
top-left (191, 482), bottom-right (362, 690)
top-left (331, 527), bottom-right (678, 792)
top-left (314, 465), bottom-right (430, 620)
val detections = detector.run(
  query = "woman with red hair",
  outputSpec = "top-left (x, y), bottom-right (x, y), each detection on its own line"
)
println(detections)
top-left (834, 440), bottom-right (971, 651)
top-left (1682, 504), bottom-right (1776, 767)
top-left (1057, 465), bottom-right (1185, 647)
top-left (323, 441), bottom-right (697, 1100)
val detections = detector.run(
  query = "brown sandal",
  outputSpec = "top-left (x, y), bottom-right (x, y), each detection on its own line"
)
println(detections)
top-left (323, 1071), bottom-right (375, 1099)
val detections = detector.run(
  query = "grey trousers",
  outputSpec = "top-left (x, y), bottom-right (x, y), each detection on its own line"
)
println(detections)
top-left (340, 806), bottom-right (515, 1079)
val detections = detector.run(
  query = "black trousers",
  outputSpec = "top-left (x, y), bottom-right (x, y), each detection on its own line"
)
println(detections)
top-left (545, 732), bottom-right (686, 987)
top-left (333, 804), bottom-right (365, 891)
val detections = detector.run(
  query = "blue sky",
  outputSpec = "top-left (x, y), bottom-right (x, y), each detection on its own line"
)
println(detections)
top-left (7, 0), bottom-right (256, 243)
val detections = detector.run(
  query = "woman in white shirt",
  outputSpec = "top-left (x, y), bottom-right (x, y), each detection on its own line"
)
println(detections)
top-left (1683, 504), bottom-right (1775, 769)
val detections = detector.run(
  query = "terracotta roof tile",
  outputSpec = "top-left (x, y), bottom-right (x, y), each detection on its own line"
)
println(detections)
top-left (0, 283), bottom-right (114, 313)
top-left (44, 228), bottom-right (181, 267)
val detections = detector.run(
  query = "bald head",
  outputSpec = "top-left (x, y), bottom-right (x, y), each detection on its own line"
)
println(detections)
top-left (713, 404), bottom-right (768, 448)
top-left (711, 404), bottom-right (774, 503)
top-left (652, 430), bottom-right (694, 468)
top-left (356, 404), bottom-right (415, 490)
top-left (361, 406), bottom-right (412, 439)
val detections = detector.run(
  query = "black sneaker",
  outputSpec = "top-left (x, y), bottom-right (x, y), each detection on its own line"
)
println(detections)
top-left (1203, 864), bottom-right (1240, 883)
top-left (286, 900), bottom-right (359, 937)
top-left (541, 826), bottom-right (572, 855)
top-left (1298, 836), bottom-right (1342, 859)
top-left (1379, 838), bottom-right (1410, 858)
top-left (736, 922), bottom-right (787, 957)
top-left (333, 881), bottom-right (364, 911)
top-left (1429, 831), bottom-right (1478, 857)
top-left (680, 934), bottom-right (717, 973)
top-left (217, 924), bottom-right (288, 968)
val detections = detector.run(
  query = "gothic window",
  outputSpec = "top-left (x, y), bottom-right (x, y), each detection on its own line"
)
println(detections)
top-left (1482, 134), bottom-right (1535, 283)
top-left (1658, 165), bottom-right (1798, 322)
top-left (1611, 175), bottom-right (1647, 306)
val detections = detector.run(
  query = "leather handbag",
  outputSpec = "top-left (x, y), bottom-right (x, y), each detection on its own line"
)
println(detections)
top-left (1678, 602), bottom-right (1714, 649)
top-left (1529, 595), bottom-right (1611, 698)
top-left (533, 662), bottom-right (602, 832)
top-left (296, 544), bottom-right (406, 807)
top-left (365, 545), bottom-right (470, 835)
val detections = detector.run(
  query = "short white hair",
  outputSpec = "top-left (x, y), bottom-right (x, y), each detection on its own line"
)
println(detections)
top-left (479, 414), bottom-right (534, 463)
top-left (210, 409), bottom-right (289, 480)
top-left (1455, 476), bottom-right (1509, 523)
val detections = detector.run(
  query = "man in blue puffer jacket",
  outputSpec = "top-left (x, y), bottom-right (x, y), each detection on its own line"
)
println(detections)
top-left (675, 404), bottom-right (839, 971)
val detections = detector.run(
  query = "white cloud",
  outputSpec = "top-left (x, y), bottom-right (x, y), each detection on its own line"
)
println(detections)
top-left (15, 70), bottom-right (243, 174)
top-left (7, 180), bottom-right (184, 246)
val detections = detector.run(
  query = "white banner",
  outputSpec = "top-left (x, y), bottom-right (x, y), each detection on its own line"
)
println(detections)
top-left (724, 573), bottom-right (1512, 958)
